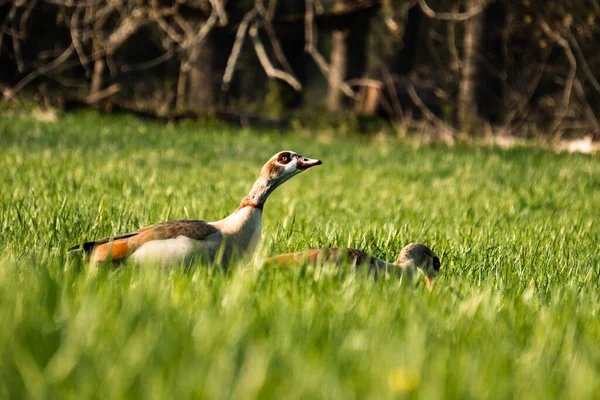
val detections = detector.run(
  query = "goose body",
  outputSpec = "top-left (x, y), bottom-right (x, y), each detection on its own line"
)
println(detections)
top-left (265, 243), bottom-right (440, 289)
top-left (70, 151), bottom-right (321, 266)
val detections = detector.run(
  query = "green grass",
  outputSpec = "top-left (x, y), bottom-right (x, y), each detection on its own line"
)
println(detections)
top-left (1, 110), bottom-right (599, 399)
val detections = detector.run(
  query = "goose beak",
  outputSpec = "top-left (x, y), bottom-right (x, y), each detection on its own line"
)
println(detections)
top-left (296, 156), bottom-right (322, 170)
top-left (424, 276), bottom-right (433, 292)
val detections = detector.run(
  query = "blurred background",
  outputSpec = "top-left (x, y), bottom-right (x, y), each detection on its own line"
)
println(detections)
top-left (0, 0), bottom-right (598, 139)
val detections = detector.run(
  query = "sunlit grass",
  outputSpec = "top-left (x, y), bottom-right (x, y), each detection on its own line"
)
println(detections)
top-left (1, 111), bottom-right (599, 399)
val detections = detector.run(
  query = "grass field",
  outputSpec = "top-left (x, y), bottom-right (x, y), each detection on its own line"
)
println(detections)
top-left (1, 110), bottom-right (599, 399)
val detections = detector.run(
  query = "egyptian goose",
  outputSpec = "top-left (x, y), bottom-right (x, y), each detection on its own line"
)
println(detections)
top-left (265, 243), bottom-right (440, 290)
top-left (69, 151), bottom-right (322, 266)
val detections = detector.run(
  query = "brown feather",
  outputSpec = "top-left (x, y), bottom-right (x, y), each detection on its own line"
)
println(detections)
top-left (76, 220), bottom-right (219, 263)
top-left (92, 239), bottom-right (131, 262)
top-left (266, 248), bottom-right (373, 267)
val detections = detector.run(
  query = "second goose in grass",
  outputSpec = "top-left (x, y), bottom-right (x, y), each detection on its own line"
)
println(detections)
top-left (265, 243), bottom-right (440, 290)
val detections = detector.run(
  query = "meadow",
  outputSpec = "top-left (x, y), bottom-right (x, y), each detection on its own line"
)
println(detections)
top-left (1, 110), bottom-right (599, 399)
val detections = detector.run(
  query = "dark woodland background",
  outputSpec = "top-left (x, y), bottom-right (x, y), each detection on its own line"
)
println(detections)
top-left (1, 0), bottom-right (599, 138)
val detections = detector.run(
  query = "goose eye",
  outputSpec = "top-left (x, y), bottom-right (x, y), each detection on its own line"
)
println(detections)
top-left (278, 153), bottom-right (291, 164)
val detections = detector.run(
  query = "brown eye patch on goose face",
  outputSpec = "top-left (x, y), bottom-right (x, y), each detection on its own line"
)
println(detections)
top-left (277, 152), bottom-right (293, 164)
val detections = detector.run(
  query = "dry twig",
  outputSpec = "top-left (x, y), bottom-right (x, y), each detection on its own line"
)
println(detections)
top-left (345, 78), bottom-right (383, 89)
top-left (210, 0), bottom-right (228, 26)
top-left (70, 4), bottom-right (92, 76)
top-left (4, 44), bottom-right (75, 99)
top-left (186, 7), bottom-right (219, 63)
top-left (222, 8), bottom-right (258, 91)
top-left (106, 8), bottom-right (149, 53)
top-left (446, 0), bottom-right (461, 76)
top-left (121, 49), bottom-right (176, 72)
top-left (417, 0), bottom-right (494, 21)
top-left (256, 1), bottom-right (294, 75)
top-left (567, 32), bottom-right (600, 94)
top-left (539, 19), bottom-right (576, 135)
top-left (408, 84), bottom-right (457, 141)
top-left (86, 83), bottom-right (120, 103)
top-left (249, 22), bottom-right (302, 91)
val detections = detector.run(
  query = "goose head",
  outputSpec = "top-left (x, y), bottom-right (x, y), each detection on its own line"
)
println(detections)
top-left (241, 151), bottom-right (322, 209)
top-left (395, 243), bottom-right (440, 291)
top-left (261, 150), bottom-right (322, 187)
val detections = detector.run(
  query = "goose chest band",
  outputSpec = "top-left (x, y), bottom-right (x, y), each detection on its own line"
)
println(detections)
top-left (69, 151), bottom-right (322, 266)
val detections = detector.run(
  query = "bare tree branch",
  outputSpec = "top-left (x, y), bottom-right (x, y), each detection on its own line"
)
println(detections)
top-left (266, 0), bottom-right (278, 20)
top-left (408, 84), bottom-right (457, 141)
top-left (573, 77), bottom-right (599, 129)
top-left (209, 0), bottom-right (228, 26)
top-left (121, 49), bottom-right (175, 72)
top-left (151, 0), bottom-right (184, 44)
top-left (43, 0), bottom-right (103, 6)
top-left (313, 0), bottom-right (324, 14)
top-left (12, 35), bottom-right (25, 72)
top-left (383, 68), bottom-right (404, 121)
top-left (249, 22), bottom-right (302, 91)
top-left (93, 0), bottom-right (119, 29)
top-left (346, 78), bottom-right (383, 89)
top-left (18, 0), bottom-right (37, 38)
top-left (86, 82), bottom-right (120, 104)
top-left (304, 0), bottom-right (315, 51)
top-left (417, 0), bottom-right (494, 21)
top-left (173, 13), bottom-right (195, 39)
top-left (70, 4), bottom-right (92, 76)
top-left (255, 1), bottom-right (294, 76)
top-left (186, 6), bottom-right (219, 62)
top-left (540, 19), bottom-right (576, 135)
top-left (3, 44), bottom-right (75, 99)
top-left (567, 32), bottom-right (600, 95)
top-left (106, 8), bottom-right (149, 53)
top-left (222, 8), bottom-right (258, 91)
top-left (447, 0), bottom-right (461, 77)
top-left (1, 0), bottom-right (225, 106)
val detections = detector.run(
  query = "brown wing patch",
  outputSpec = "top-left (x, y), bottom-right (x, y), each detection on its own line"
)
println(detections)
top-left (146, 220), bottom-right (218, 241)
top-left (126, 220), bottom-right (218, 253)
top-left (92, 239), bottom-right (131, 262)
top-left (265, 251), bottom-right (309, 267)
top-left (266, 248), bottom-right (373, 267)
top-left (266, 252), bottom-right (299, 267)
top-left (265, 249), bottom-right (322, 267)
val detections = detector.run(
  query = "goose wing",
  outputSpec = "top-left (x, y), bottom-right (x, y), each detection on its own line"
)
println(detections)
top-left (265, 248), bottom-right (372, 267)
top-left (69, 220), bottom-right (219, 262)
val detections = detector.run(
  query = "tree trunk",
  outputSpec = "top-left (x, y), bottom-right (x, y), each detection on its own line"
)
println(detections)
top-left (327, 30), bottom-right (348, 112)
top-left (176, 63), bottom-right (189, 110)
top-left (187, 33), bottom-right (214, 112)
top-left (458, 0), bottom-right (484, 133)
top-left (90, 59), bottom-right (104, 96)
top-left (90, 41), bottom-right (104, 98)
top-left (356, 84), bottom-right (381, 114)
